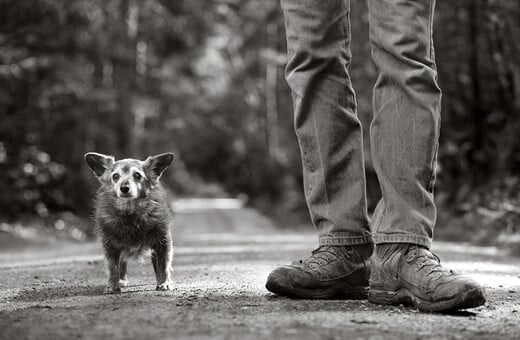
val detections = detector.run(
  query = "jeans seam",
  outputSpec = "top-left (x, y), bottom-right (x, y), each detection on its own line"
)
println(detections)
top-left (428, 0), bottom-right (435, 61)
top-left (345, 2), bottom-right (351, 51)
top-left (426, 0), bottom-right (439, 195)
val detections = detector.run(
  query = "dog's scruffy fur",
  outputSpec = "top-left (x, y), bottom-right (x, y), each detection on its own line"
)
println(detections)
top-left (85, 152), bottom-right (175, 294)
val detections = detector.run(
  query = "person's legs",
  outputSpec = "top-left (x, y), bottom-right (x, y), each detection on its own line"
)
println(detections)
top-left (369, 0), bottom-right (440, 247)
top-left (283, 0), bottom-right (371, 246)
top-left (367, 0), bottom-right (485, 311)
top-left (265, 0), bottom-right (372, 299)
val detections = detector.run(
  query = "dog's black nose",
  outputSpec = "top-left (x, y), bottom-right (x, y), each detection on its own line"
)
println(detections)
top-left (120, 185), bottom-right (130, 194)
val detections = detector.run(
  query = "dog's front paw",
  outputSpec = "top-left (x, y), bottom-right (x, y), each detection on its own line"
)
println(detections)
top-left (119, 279), bottom-right (129, 287)
top-left (156, 281), bottom-right (173, 291)
top-left (104, 286), bottom-right (122, 294)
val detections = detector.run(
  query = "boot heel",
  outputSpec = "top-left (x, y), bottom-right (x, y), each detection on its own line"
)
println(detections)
top-left (368, 289), bottom-right (402, 305)
top-left (344, 286), bottom-right (369, 300)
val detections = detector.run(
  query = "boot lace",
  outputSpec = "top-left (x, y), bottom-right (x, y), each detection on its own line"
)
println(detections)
top-left (411, 248), bottom-right (454, 281)
top-left (303, 246), bottom-right (349, 268)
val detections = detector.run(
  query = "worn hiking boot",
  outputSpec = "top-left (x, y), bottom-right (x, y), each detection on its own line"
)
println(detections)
top-left (369, 244), bottom-right (486, 311)
top-left (265, 245), bottom-right (372, 299)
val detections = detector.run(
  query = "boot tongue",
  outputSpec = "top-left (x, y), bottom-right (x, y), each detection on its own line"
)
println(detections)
top-left (404, 246), bottom-right (437, 265)
top-left (376, 243), bottom-right (408, 259)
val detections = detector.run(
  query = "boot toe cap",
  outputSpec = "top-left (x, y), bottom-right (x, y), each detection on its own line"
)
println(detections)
top-left (434, 276), bottom-right (486, 308)
top-left (265, 266), bottom-right (297, 295)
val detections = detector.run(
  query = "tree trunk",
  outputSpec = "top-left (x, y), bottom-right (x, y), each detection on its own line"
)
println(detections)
top-left (265, 21), bottom-right (279, 161)
top-left (115, 0), bottom-right (139, 157)
top-left (468, 0), bottom-right (486, 181)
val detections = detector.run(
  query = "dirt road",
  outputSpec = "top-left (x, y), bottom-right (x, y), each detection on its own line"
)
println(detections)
top-left (1, 206), bottom-right (519, 339)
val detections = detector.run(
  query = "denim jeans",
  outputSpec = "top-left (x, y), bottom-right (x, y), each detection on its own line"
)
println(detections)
top-left (281, 0), bottom-right (441, 249)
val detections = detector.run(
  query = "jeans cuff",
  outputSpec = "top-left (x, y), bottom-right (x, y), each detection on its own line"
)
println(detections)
top-left (319, 234), bottom-right (373, 246)
top-left (373, 234), bottom-right (432, 249)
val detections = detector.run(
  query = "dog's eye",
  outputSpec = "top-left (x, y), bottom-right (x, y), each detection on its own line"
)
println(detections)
top-left (112, 173), bottom-right (120, 181)
top-left (133, 172), bottom-right (142, 180)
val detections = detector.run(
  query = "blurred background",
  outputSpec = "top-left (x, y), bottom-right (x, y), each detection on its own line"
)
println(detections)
top-left (0, 0), bottom-right (519, 252)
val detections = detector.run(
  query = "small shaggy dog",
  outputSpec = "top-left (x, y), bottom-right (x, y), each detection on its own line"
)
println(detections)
top-left (85, 152), bottom-right (175, 294)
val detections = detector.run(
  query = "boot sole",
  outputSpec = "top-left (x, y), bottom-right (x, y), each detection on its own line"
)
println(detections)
top-left (266, 273), bottom-right (368, 300)
top-left (368, 287), bottom-right (486, 312)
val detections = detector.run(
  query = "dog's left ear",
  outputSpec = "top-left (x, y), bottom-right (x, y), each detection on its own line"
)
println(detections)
top-left (84, 152), bottom-right (115, 178)
top-left (144, 153), bottom-right (174, 180)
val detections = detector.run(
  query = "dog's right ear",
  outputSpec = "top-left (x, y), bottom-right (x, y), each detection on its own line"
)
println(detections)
top-left (84, 152), bottom-right (115, 178)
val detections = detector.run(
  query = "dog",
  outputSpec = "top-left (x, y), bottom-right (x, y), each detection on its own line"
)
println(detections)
top-left (85, 152), bottom-right (175, 294)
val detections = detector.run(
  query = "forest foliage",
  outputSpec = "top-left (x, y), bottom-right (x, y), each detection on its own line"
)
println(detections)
top-left (0, 0), bottom-right (519, 245)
